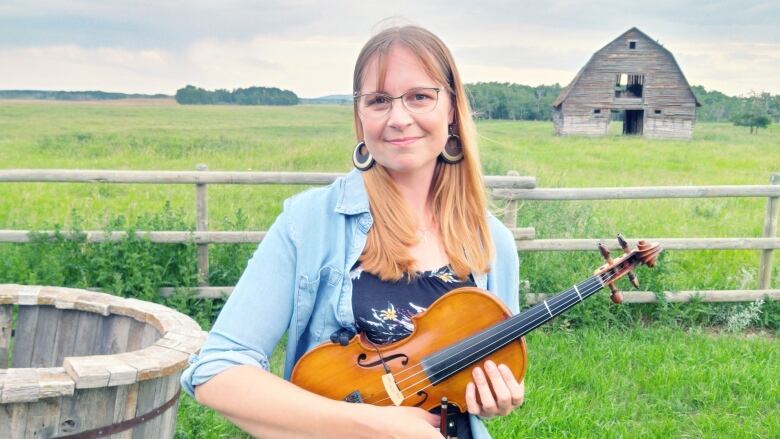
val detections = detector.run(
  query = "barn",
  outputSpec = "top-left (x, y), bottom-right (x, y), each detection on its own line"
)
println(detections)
top-left (552, 27), bottom-right (701, 139)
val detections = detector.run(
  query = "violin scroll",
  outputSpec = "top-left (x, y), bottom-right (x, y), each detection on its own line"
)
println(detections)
top-left (596, 236), bottom-right (663, 304)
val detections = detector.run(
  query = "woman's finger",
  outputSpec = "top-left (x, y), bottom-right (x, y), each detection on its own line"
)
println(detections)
top-left (465, 381), bottom-right (480, 416)
top-left (498, 364), bottom-right (525, 407)
top-left (483, 360), bottom-right (512, 415)
top-left (472, 366), bottom-right (498, 416)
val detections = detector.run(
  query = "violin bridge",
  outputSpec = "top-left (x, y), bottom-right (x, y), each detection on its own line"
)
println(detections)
top-left (381, 373), bottom-right (405, 406)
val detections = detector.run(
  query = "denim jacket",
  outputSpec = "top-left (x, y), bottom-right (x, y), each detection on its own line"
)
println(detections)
top-left (181, 169), bottom-right (520, 438)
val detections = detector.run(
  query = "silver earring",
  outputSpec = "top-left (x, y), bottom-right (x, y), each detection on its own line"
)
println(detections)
top-left (441, 125), bottom-right (464, 164)
top-left (352, 140), bottom-right (374, 171)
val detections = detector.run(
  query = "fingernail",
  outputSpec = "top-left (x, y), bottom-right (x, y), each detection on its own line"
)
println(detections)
top-left (485, 360), bottom-right (495, 370)
top-left (473, 367), bottom-right (483, 378)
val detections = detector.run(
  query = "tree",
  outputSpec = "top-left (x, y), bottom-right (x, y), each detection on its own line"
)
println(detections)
top-left (732, 111), bottom-right (772, 134)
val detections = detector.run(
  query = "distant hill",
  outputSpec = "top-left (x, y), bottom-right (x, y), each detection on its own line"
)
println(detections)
top-left (300, 94), bottom-right (352, 105)
top-left (0, 90), bottom-right (171, 100)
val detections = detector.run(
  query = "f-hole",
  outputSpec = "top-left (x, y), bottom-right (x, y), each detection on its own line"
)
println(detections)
top-left (356, 353), bottom-right (410, 368)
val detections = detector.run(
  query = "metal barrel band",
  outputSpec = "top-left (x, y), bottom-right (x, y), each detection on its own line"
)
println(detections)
top-left (52, 390), bottom-right (181, 439)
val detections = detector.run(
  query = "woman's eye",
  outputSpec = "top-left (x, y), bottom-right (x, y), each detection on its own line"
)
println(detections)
top-left (413, 94), bottom-right (429, 101)
top-left (367, 95), bottom-right (389, 106)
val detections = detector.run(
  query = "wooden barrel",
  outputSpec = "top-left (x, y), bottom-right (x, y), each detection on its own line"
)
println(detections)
top-left (0, 284), bottom-right (206, 438)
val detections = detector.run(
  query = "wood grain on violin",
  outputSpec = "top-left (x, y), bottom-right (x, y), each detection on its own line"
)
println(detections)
top-left (291, 238), bottom-right (662, 416)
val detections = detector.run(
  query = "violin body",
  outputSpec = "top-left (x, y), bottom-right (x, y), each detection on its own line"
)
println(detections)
top-left (291, 287), bottom-right (527, 412)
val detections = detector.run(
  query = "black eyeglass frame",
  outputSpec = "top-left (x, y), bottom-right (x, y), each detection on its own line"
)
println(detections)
top-left (352, 87), bottom-right (442, 118)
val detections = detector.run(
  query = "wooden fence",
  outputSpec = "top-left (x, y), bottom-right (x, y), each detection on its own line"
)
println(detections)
top-left (1, 167), bottom-right (778, 304)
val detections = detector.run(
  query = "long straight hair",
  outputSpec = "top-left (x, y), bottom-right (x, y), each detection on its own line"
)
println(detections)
top-left (352, 26), bottom-right (493, 281)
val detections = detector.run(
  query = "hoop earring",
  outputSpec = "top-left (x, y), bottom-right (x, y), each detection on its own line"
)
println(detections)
top-left (441, 125), bottom-right (464, 164)
top-left (352, 140), bottom-right (374, 171)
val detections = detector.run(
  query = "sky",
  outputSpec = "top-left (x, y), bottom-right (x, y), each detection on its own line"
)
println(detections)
top-left (0, 0), bottom-right (778, 98)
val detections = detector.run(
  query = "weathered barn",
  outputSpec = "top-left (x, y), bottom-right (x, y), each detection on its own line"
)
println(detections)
top-left (552, 27), bottom-right (701, 139)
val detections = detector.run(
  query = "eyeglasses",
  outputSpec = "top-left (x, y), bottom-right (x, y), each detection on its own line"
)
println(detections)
top-left (353, 87), bottom-right (440, 118)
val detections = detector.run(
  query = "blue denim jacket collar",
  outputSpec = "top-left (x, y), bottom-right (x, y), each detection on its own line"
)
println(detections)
top-left (335, 169), bottom-right (370, 215)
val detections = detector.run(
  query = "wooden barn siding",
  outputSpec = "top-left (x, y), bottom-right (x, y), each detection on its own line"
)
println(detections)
top-left (558, 29), bottom-right (696, 138)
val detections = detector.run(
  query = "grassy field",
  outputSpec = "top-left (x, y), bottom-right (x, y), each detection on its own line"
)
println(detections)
top-left (1, 100), bottom-right (778, 438)
top-left (1, 100), bottom-right (778, 293)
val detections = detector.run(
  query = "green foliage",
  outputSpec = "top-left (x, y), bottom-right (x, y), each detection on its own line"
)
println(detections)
top-left (693, 86), bottom-right (780, 122)
top-left (175, 85), bottom-right (298, 105)
top-left (0, 203), bottom-right (227, 329)
top-left (731, 110), bottom-right (772, 133)
top-left (466, 82), bottom-right (562, 120)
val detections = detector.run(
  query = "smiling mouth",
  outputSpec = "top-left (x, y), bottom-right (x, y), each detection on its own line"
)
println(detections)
top-left (385, 137), bottom-right (421, 146)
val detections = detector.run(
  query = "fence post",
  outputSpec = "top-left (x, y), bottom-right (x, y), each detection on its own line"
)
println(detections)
top-left (502, 170), bottom-right (519, 229)
top-left (196, 164), bottom-right (209, 286)
top-left (758, 172), bottom-right (779, 289)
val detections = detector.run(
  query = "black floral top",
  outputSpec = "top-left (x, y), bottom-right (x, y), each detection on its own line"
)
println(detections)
top-left (351, 264), bottom-right (476, 344)
top-left (351, 263), bottom-right (476, 439)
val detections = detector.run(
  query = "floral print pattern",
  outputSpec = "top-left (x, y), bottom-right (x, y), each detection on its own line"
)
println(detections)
top-left (351, 265), bottom-right (474, 345)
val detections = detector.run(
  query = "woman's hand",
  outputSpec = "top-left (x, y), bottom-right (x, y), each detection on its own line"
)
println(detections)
top-left (354, 404), bottom-right (444, 439)
top-left (465, 360), bottom-right (525, 419)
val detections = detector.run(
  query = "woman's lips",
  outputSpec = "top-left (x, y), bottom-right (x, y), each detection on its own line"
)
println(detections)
top-left (385, 137), bottom-right (421, 146)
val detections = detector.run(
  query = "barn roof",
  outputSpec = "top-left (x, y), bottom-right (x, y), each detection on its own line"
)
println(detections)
top-left (553, 27), bottom-right (701, 108)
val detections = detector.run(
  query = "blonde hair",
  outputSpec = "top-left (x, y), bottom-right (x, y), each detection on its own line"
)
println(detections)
top-left (352, 25), bottom-right (493, 281)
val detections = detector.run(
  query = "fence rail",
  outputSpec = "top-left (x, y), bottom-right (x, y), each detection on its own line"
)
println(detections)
top-left (1, 167), bottom-right (777, 302)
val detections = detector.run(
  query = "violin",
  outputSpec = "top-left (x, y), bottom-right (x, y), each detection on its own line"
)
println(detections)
top-left (291, 237), bottom-right (662, 437)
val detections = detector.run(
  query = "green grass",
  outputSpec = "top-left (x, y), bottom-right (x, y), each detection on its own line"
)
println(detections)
top-left (1, 100), bottom-right (778, 293)
top-left (487, 326), bottom-right (779, 438)
top-left (1, 101), bottom-right (778, 438)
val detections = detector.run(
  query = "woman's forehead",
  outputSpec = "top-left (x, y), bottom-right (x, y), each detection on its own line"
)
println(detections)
top-left (360, 45), bottom-right (443, 93)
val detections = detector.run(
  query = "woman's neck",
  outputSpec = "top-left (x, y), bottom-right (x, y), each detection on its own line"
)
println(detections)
top-left (387, 165), bottom-right (436, 225)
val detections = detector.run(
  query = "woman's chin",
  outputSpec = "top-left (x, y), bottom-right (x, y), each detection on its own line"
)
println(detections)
top-left (379, 160), bottom-right (437, 178)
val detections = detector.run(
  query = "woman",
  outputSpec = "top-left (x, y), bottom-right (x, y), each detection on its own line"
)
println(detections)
top-left (181, 25), bottom-right (524, 438)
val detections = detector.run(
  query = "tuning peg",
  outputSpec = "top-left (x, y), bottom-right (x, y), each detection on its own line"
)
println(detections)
top-left (628, 271), bottom-right (640, 289)
top-left (617, 234), bottom-right (630, 254)
top-left (598, 242), bottom-right (613, 264)
top-left (609, 284), bottom-right (623, 304)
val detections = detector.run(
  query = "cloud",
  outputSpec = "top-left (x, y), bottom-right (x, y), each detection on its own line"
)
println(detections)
top-left (0, 1), bottom-right (778, 95)
top-left (0, 35), bottom-right (361, 97)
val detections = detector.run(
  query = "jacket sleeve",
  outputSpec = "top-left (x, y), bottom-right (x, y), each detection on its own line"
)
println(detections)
top-left (180, 200), bottom-right (297, 397)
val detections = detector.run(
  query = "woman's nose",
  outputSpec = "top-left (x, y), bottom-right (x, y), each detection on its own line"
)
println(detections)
top-left (385, 100), bottom-right (414, 129)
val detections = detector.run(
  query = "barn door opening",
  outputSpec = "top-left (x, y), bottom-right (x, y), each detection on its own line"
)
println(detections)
top-left (623, 110), bottom-right (644, 135)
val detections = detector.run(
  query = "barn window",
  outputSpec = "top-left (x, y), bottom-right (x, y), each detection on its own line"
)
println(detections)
top-left (615, 73), bottom-right (644, 98)
top-left (628, 41), bottom-right (637, 49)
top-left (593, 109), bottom-right (601, 114)
top-left (654, 109), bottom-right (662, 115)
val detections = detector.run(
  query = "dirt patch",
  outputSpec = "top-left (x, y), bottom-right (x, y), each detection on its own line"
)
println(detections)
top-left (702, 326), bottom-right (778, 339)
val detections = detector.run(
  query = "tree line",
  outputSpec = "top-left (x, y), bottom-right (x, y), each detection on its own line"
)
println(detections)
top-left (0, 90), bottom-right (169, 100)
top-left (174, 85), bottom-right (298, 105)
top-left (464, 82), bottom-right (778, 124)
top-left (691, 86), bottom-right (780, 124)
top-left (465, 82), bottom-right (562, 120)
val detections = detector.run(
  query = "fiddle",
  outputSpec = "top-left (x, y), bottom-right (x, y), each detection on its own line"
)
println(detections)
top-left (291, 237), bottom-right (662, 436)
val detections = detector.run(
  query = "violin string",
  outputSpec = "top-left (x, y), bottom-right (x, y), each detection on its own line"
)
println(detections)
top-left (361, 275), bottom-right (603, 406)
top-left (377, 274), bottom-right (611, 404)
top-left (393, 276), bottom-right (601, 386)
top-left (368, 247), bottom-right (658, 405)
top-left (362, 269), bottom-right (622, 405)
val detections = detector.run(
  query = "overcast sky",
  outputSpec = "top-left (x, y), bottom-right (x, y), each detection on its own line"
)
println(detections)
top-left (1, 0), bottom-right (778, 97)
